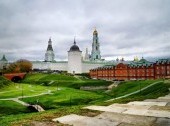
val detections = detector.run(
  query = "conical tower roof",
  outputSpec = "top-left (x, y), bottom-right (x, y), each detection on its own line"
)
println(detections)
top-left (0, 55), bottom-right (7, 61)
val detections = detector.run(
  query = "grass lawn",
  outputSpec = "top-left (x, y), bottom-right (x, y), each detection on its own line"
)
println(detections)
top-left (100, 81), bottom-right (170, 106)
top-left (0, 100), bottom-right (31, 116)
top-left (22, 73), bottom-right (112, 88)
top-left (0, 76), bottom-right (12, 88)
top-left (21, 87), bottom-right (110, 109)
top-left (0, 83), bottom-right (55, 99)
top-left (107, 80), bottom-right (161, 97)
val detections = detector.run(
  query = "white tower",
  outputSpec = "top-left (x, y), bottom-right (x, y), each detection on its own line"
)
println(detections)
top-left (84, 48), bottom-right (90, 61)
top-left (68, 39), bottom-right (82, 74)
top-left (91, 28), bottom-right (101, 61)
top-left (45, 38), bottom-right (55, 62)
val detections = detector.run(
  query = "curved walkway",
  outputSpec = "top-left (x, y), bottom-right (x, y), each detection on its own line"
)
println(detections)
top-left (106, 81), bottom-right (163, 102)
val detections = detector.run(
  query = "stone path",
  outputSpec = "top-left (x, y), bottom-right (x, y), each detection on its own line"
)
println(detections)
top-left (52, 93), bottom-right (170, 126)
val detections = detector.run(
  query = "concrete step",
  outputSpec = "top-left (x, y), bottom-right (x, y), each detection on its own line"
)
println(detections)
top-left (144, 99), bottom-right (170, 102)
top-left (154, 117), bottom-right (170, 126)
top-left (109, 103), bottom-right (152, 110)
top-left (96, 112), bottom-right (156, 126)
top-left (127, 101), bottom-right (168, 106)
top-left (84, 104), bottom-right (170, 118)
top-left (158, 95), bottom-right (170, 100)
top-left (123, 109), bottom-right (170, 118)
top-left (84, 105), bottom-right (127, 113)
top-left (52, 114), bottom-right (120, 126)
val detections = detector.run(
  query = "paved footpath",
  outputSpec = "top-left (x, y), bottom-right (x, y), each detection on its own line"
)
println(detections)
top-left (53, 93), bottom-right (170, 126)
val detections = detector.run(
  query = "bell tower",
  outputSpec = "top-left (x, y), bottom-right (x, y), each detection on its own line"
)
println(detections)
top-left (45, 38), bottom-right (55, 62)
top-left (91, 28), bottom-right (101, 61)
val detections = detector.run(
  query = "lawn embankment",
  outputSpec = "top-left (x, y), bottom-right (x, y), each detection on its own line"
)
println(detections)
top-left (99, 80), bottom-right (170, 106)
top-left (0, 76), bottom-right (12, 88)
top-left (1, 73), bottom-right (170, 126)
top-left (21, 87), bottom-right (109, 110)
top-left (0, 100), bottom-right (31, 116)
top-left (22, 73), bottom-right (112, 88)
top-left (107, 80), bottom-right (161, 97)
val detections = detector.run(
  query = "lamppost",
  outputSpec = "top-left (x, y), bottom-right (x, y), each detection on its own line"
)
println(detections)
top-left (139, 83), bottom-right (141, 94)
top-left (22, 83), bottom-right (23, 99)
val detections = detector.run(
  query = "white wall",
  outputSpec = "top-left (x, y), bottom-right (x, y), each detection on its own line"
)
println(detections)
top-left (32, 61), bottom-right (67, 71)
top-left (68, 51), bottom-right (82, 74)
top-left (82, 62), bottom-right (105, 73)
top-left (32, 60), bottom-right (108, 73)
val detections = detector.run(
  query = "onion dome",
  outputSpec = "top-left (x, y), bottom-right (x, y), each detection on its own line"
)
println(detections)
top-left (69, 38), bottom-right (81, 52)
top-left (93, 28), bottom-right (98, 35)
top-left (139, 57), bottom-right (148, 63)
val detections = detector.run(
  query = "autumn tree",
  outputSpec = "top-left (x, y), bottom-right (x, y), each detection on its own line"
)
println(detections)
top-left (6, 59), bottom-right (32, 73)
top-left (16, 59), bottom-right (32, 73)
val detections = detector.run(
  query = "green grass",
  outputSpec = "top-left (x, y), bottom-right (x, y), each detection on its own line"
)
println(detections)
top-left (22, 73), bottom-right (77, 83)
top-left (0, 100), bottom-right (31, 116)
top-left (21, 87), bottom-right (109, 109)
top-left (0, 83), bottom-right (55, 99)
top-left (100, 81), bottom-right (170, 106)
top-left (22, 73), bottom-right (48, 81)
top-left (1, 73), bottom-right (170, 126)
top-left (0, 76), bottom-right (12, 88)
top-left (22, 73), bottom-right (112, 89)
top-left (107, 80), bottom-right (160, 97)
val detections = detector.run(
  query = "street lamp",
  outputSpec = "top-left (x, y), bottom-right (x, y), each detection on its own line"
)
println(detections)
top-left (139, 83), bottom-right (141, 94)
top-left (22, 83), bottom-right (23, 99)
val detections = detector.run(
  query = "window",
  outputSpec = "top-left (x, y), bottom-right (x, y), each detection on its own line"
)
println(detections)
top-left (96, 55), bottom-right (98, 59)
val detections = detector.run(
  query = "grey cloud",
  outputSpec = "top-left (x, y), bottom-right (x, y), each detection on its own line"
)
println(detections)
top-left (0, 0), bottom-right (170, 61)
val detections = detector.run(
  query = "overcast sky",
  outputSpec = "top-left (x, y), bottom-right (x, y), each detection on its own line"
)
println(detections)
top-left (0, 0), bottom-right (170, 62)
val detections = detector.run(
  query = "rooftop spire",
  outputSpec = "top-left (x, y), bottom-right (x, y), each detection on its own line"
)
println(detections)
top-left (74, 36), bottom-right (76, 45)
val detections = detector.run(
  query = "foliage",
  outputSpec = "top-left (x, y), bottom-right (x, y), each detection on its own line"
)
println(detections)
top-left (6, 59), bottom-right (32, 73)
top-left (16, 59), bottom-right (32, 72)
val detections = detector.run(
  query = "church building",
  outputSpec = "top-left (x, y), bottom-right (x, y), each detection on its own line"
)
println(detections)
top-left (32, 29), bottom-right (110, 74)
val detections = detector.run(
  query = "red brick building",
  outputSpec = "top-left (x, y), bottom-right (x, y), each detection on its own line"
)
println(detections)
top-left (90, 58), bottom-right (170, 80)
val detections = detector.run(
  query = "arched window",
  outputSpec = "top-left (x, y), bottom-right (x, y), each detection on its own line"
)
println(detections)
top-left (96, 46), bottom-right (98, 50)
top-left (96, 55), bottom-right (98, 59)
